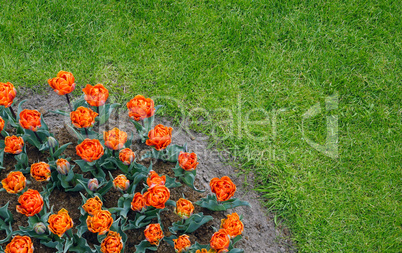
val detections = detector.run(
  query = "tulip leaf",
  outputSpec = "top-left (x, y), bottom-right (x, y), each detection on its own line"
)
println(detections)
top-left (98, 180), bottom-right (113, 196)
top-left (69, 235), bottom-right (96, 253)
top-left (135, 240), bottom-right (157, 253)
top-left (163, 235), bottom-right (177, 247)
top-left (165, 175), bottom-right (182, 188)
top-left (51, 109), bottom-right (70, 117)
top-left (195, 194), bottom-right (251, 211)
top-left (169, 213), bottom-right (213, 234)
top-left (67, 124), bottom-right (84, 142)
top-left (188, 242), bottom-right (210, 252)
top-left (16, 99), bottom-right (27, 121)
top-left (53, 142), bottom-right (72, 158)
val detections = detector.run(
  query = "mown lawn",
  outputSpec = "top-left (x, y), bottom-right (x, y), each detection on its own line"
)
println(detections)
top-left (1, 0), bottom-right (401, 251)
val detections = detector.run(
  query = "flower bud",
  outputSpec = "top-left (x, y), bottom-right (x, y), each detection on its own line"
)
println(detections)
top-left (113, 174), bottom-right (130, 191)
top-left (47, 136), bottom-right (58, 149)
top-left (56, 159), bottom-right (70, 175)
top-left (88, 178), bottom-right (99, 191)
top-left (34, 222), bottom-right (47, 234)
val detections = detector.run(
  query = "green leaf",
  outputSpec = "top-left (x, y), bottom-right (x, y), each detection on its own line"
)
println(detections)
top-left (50, 109), bottom-right (70, 117)
top-left (169, 213), bottom-right (213, 234)
top-left (165, 175), bottom-right (182, 188)
top-left (69, 235), bottom-right (95, 253)
top-left (16, 99), bottom-right (27, 121)
top-left (135, 240), bottom-right (157, 253)
top-left (195, 195), bottom-right (251, 211)
top-left (53, 142), bottom-right (72, 158)
top-left (67, 124), bottom-right (84, 142)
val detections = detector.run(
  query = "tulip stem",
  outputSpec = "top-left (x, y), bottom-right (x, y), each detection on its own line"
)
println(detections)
top-left (33, 131), bottom-right (42, 144)
top-left (113, 150), bottom-right (116, 157)
top-left (85, 128), bottom-right (89, 138)
top-left (9, 106), bottom-right (17, 120)
top-left (65, 94), bottom-right (73, 112)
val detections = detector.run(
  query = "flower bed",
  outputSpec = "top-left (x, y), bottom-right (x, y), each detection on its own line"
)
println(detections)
top-left (0, 72), bottom-right (250, 253)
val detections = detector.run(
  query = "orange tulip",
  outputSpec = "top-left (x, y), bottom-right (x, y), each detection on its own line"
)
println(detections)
top-left (145, 124), bottom-right (172, 151)
top-left (4, 135), bottom-right (24, 154)
top-left (48, 208), bottom-right (74, 237)
top-left (87, 210), bottom-right (113, 235)
top-left (5, 235), bottom-right (34, 253)
top-left (119, 148), bottom-right (135, 165)
top-left (104, 127), bottom-right (127, 150)
top-left (19, 109), bottom-right (41, 131)
top-left (70, 106), bottom-right (98, 128)
top-left (146, 170), bottom-right (166, 188)
top-left (175, 198), bottom-right (194, 219)
top-left (48, 71), bottom-right (76, 95)
top-left (178, 152), bottom-right (199, 171)
top-left (1, 171), bottom-right (26, 194)
top-left (144, 185), bottom-right (170, 209)
top-left (131, 192), bottom-right (146, 212)
top-left (210, 176), bottom-right (236, 202)
top-left (0, 82), bottom-right (17, 108)
top-left (173, 234), bottom-right (191, 253)
top-left (76, 138), bottom-right (104, 162)
top-left (210, 229), bottom-right (230, 252)
top-left (144, 223), bottom-right (164, 246)
top-left (0, 116), bottom-right (5, 132)
top-left (82, 196), bottom-right (103, 215)
top-left (100, 231), bottom-right (123, 253)
top-left (30, 162), bottom-right (51, 182)
top-left (83, 84), bottom-right (109, 107)
top-left (220, 213), bottom-right (244, 238)
top-left (126, 95), bottom-right (155, 121)
top-left (16, 189), bottom-right (44, 217)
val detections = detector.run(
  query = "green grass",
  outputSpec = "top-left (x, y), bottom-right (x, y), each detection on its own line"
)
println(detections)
top-left (1, 0), bottom-right (401, 251)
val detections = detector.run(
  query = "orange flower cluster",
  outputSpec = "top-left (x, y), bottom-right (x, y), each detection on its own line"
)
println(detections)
top-left (83, 196), bottom-right (113, 235)
top-left (147, 170), bottom-right (166, 188)
top-left (100, 231), bottom-right (123, 253)
top-left (48, 208), bottom-right (74, 237)
top-left (70, 106), bottom-right (98, 128)
top-left (113, 174), bottom-right (130, 191)
top-left (0, 82), bottom-right (17, 108)
top-left (83, 84), bottom-right (109, 107)
top-left (4, 135), bottom-right (24, 154)
top-left (76, 138), bottom-right (104, 162)
top-left (126, 95), bottom-right (155, 121)
top-left (144, 223), bottom-right (164, 246)
top-left (220, 213), bottom-right (244, 238)
top-left (131, 192), bottom-right (146, 212)
top-left (104, 127), bottom-right (127, 150)
top-left (175, 198), bottom-right (194, 219)
top-left (48, 71), bottom-right (76, 95)
top-left (146, 124), bottom-right (172, 151)
top-left (16, 189), bottom-right (44, 217)
top-left (19, 109), bottom-right (41, 131)
top-left (173, 234), bottom-right (191, 253)
top-left (210, 176), bottom-right (236, 202)
top-left (82, 196), bottom-right (103, 215)
top-left (178, 151), bottom-right (199, 171)
top-left (5, 235), bottom-right (34, 253)
top-left (30, 162), bottom-right (51, 182)
top-left (1, 171), bottom-right (26, 194)
top-left (119, 148), bottom-right (135, 165)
